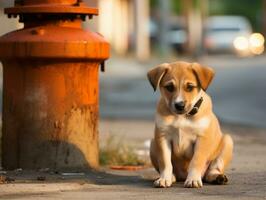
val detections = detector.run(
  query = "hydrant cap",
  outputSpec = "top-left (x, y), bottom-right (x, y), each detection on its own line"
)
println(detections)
top-left (17, 0), bottom-right (83, 5)
top-left (0, 0), bottom-right (109, 60)
top-left (6, 0), bottom-right (98, 18)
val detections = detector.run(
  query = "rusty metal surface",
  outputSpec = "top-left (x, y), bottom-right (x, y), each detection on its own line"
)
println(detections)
top-left (2, 61), bottom-right (100, 169)
top-left (20, 0), bottom-right (79, 5)
top-left (0, 24), bottom-right (109, 59)
top-left (6, 0), bottom-right (98, 22)
top-left (5, 5), bottom-right (98, 15)
top-left (0, 0), bottom-right (109, 170)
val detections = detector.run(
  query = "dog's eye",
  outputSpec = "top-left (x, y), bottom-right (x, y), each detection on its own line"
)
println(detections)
top-left (164, 84), bottom-right (175, 92)
top-left (186, 83), bottom-right (195, 92)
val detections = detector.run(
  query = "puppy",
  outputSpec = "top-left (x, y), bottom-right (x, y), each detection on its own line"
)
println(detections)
top-left (147, 61), bottom-right (233, 188)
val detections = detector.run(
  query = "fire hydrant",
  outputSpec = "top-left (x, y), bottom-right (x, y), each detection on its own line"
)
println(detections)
top-left (0, 0), bottom-right (109, 170)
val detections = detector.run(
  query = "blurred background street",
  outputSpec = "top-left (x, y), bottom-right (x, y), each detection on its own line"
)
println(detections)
top-left (100, 54), bottom-right (266, 128)
top-left (1, 0), bottom-right (266, 127)
top-left (1, 0), bottom-right (266, 199)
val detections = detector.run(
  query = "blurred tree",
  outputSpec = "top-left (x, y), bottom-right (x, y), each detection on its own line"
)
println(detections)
top-left (150, 0), bottom-right (157, 8)
top-left (158, 0), bottom-right (171, 56)
top-left (171, 0), bottom-right (182, 14)
top-left (135, 0), bottom-right (150, 61)
top-left (150, 0), bottom-right (171, 56)
top-left (150, 0), bottom-right (264, 57)
top-left (150, 0), bottom-right (183, 14)
top-left (151, 0), bottom-right (263, 31)
top-left (150, 0), bottom-right (205, 57)
top-left (263, 0), bottom-right (266, 36)
top-left (181, 0), bottom-right (206, 57)
top-left (208, 0), bottom-right (263, 31)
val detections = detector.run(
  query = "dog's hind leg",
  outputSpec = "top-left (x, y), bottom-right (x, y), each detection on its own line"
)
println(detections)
top-left (204, 134), bottom-right (233, 184)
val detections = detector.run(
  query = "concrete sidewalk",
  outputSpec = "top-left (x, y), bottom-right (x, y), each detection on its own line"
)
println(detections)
top-left (0, 120), bottom-right (266, 200)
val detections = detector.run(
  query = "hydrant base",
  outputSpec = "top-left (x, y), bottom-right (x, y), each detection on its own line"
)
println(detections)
top-left (2, 60), bottom-right (99, 170)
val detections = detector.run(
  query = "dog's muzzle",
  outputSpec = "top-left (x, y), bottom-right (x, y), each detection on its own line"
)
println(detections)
top-left (174, 101), bottom-right (185, 112)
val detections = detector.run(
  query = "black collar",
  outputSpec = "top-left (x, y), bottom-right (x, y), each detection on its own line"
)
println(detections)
top-left (187, 97), bottom-right (203, 116)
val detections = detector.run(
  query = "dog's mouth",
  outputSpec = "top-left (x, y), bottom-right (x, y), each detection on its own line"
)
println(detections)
top-left (171, 106), bottom-right (189, 115)
top-left (173, 109), bottom-right (186, 115)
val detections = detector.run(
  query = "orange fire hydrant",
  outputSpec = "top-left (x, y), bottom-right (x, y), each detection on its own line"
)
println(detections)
top-left (0, 0), bottom-right (109, 170)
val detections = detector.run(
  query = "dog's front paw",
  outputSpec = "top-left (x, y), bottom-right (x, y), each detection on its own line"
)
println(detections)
top-left (184, 172), bottom-right (203, 188)
top-left (154, 177), bottom-right (172, 188)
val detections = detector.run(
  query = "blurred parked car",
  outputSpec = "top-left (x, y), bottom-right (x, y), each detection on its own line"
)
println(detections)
top-left (204, 16), bottom-right (264, 56)
top-left (149, 17), bottom-right (187, 54)
top-left (149, 19), bottom-right (158, 45)
top-left (167, 22), bottom-right (187, 54)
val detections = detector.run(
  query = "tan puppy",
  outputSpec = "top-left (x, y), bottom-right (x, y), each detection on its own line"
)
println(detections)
top-left (147, 61), bottom-right (233, 188)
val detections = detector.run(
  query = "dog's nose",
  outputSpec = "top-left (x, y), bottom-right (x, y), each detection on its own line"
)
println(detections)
top-left (174, 101), bottom-right (185, 111)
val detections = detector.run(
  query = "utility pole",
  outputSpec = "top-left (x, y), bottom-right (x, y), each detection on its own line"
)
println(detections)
top-left (113, 0), bottom-right (129, 55)
top-left (135, 0), bottom-right (150, 61)
top-left (199, 0), bottom-right (209, 56)
top-left (181, 0), bottom-right (193, 54)
top-left (158, 0), bottom-right (170, 57)
top-left (181, 0), bottom-right (208, 58)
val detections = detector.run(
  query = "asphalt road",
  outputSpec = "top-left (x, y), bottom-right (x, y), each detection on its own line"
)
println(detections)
top-left (201, 55), bottom-right (266, 127)
top-left (100, 55), bottom-right (266, 128)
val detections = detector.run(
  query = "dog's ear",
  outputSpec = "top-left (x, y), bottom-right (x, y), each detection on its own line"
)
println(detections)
top-left (147, 63), bottom-right (170, 91)
top-left (191, 63), bottom-right (215, 91)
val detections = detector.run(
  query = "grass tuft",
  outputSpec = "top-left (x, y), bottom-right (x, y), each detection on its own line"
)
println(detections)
top-left (99, 135), bottom-right (145, 166)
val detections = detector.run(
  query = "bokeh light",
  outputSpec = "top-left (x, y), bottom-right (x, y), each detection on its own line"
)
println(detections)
top-left (233, 36), bottom-right (249, 51)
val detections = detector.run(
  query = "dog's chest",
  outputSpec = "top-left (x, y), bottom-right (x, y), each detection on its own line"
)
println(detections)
top-left (156, 114), bottom-right (209, 136)
top-left (156, 114), bottom-right (210, 157)
top-left (169, 129), bottom-right (196, 158)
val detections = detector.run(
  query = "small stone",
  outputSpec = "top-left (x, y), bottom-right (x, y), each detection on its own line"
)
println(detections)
top-left (79, 181), bottom-right (86, 185)
top-left (5, 177), bottom-right (15, 182)
top-left (61, 172), bottom-right (85, 176)
top-left (59, 176), bottom-right (65, 180)
top-left (37, 176), bottom-right (46, 181)
top-left (0, 171), bottom-right (7, 175)
top-left (0, 176), bottom-right (15, 184)
top-left (0, 176), bottom-right (6, 184)
top-left (39, 168), bottom-right (50, 173)
top-left (14, 168), bottom-right (23, 174)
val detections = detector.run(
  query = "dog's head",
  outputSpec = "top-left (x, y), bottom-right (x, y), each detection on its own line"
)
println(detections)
top-left (147, 61), bottom-right (215, 115)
